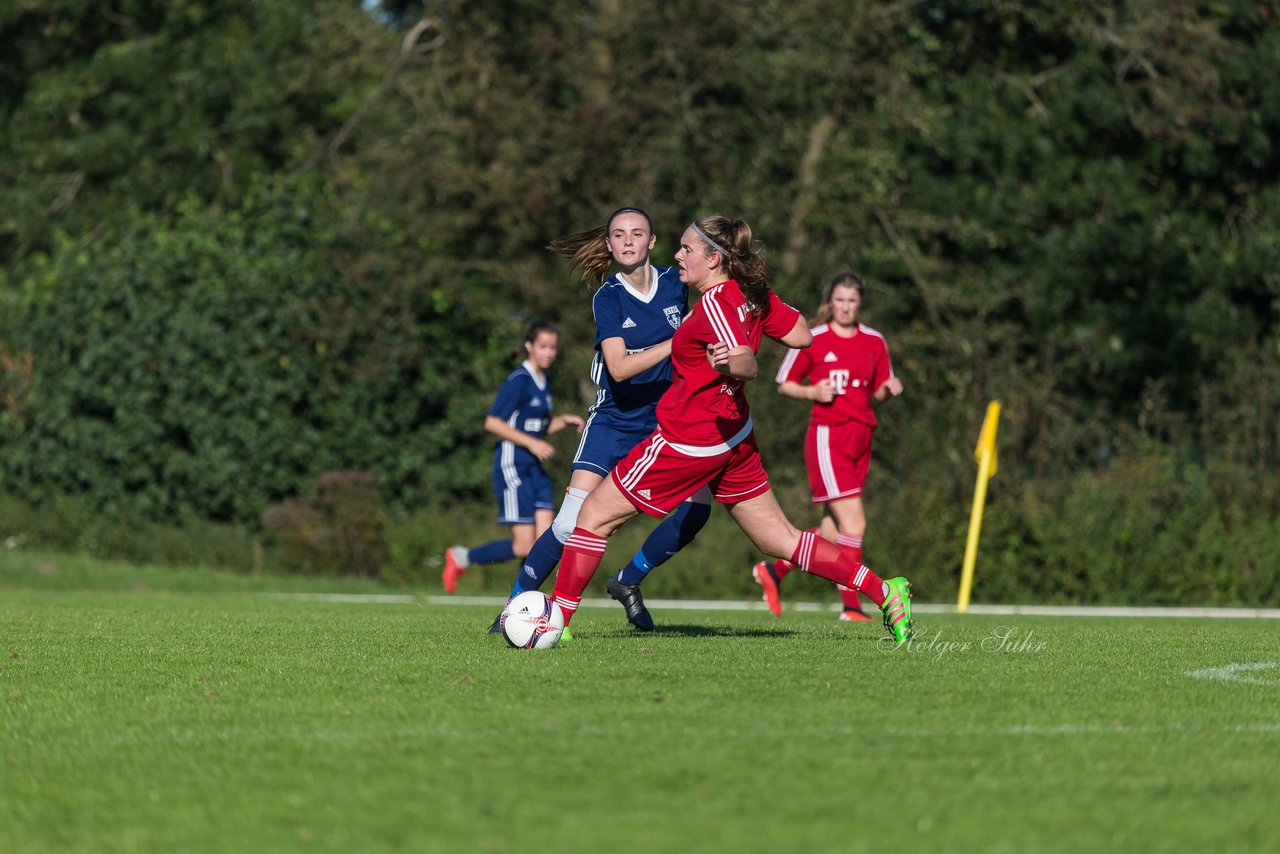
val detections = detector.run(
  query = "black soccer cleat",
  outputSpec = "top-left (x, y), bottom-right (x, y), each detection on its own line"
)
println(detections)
top-left (607, 577), bottom-right (655, 632)
top-left (488, 612), bottom-right (503, 635)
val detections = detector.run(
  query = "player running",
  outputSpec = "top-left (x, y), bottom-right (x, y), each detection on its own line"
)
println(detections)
top-left (445, 207), bottom-right (711, 632)
top-left (548, 216), bottom-right (914, 644)
top-left (753, 270), bottom-right (904, 621)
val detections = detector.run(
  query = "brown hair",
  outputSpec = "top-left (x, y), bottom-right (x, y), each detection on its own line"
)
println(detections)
top-left (814, 269), bottom-right (865, 325)
top-left (514, 319), bottom-right (560, 361)
top-left (689, 215), bottom-right (772, 318)
top-left (547, 207), bottom-right (654, 288)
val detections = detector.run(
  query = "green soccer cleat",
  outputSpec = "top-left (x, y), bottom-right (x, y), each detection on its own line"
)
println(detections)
top-left (880, 577), bottom-right (914, 643)
top-left (557, 626), bottom-right (574, 645)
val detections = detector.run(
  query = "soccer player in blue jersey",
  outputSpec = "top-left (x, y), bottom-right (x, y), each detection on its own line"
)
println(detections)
top-left (441, 320), bottom-right (584, 590)
top-left (446, 207), bottom-right (712, 633)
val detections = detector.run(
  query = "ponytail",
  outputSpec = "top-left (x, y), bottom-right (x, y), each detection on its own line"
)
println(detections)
top-left (690, 215), bottom-right (772, 318)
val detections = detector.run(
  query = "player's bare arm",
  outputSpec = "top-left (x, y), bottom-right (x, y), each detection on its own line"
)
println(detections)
top-left (707, 342), bottom-right (757, 380)
top-left (484, 414), bottom-right (556, 461)
top-left (599, 336), bottom-right (673, 382)
top-left (774, 315), bottom-right (812, 349)
top-left (549, 414), bottom-right (586, 434)
top-left (874, 376), bottom-right (904, 402)
top-left (779, 378), bottom-right (834, 403)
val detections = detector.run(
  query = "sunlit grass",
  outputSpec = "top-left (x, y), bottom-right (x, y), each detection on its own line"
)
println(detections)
top-left (2, 553), bottom-right (1278, 853)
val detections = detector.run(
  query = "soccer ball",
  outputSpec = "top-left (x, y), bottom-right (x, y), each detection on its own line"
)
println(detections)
top-left (500, 591), bottom-right (565, 649)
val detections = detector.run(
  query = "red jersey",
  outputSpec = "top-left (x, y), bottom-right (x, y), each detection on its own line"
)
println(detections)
top-left (776, 323), bottom-right (893, 428)
top-left (656, 281), bottom-right (801, 449)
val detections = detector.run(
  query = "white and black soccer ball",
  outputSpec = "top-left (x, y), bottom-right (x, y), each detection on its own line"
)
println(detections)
top-left (500, 591), bottom-right (565, 649)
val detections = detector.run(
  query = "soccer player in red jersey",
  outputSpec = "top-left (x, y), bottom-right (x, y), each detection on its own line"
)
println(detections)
top-left (457, 207), bottom-right (713, 633)
top-left (752, 271), bottom-right (904, 621)
top-left (548, 216), bottom-right (914, 643)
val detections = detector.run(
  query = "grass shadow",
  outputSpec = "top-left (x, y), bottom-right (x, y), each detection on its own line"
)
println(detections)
top-left (638, 623), bottom-right (796, 639)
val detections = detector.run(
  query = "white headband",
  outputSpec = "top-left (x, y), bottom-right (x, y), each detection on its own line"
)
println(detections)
top-left (690, 222), bottom-right (730, 259)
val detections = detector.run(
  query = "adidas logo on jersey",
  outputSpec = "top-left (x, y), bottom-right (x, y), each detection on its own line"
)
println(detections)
top-left (823, 351), bottom-right (839, 363)
top-left (622, 317), bottom-right (637, 328)
top-left (637, 488), bottom-right (651, 500)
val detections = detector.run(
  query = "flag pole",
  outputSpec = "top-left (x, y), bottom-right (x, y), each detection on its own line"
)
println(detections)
top-left (958, 401), bottom-right (1000, 613)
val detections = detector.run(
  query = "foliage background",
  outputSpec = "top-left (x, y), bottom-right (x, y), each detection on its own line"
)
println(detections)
top-left (1, 0), bottom-right (1277, 602)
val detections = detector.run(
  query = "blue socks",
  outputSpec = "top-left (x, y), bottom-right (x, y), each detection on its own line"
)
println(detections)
top-left (616, 501), bottom-right (711, 586)
top-left (467, 539), bottom-right (515, 566)
top-left (508, 527), bottom-right (565, 597)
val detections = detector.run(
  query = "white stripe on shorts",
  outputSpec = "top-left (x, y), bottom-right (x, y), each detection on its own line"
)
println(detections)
top-left (621, 434), bottom-right (667, 491)
top-left (815, 425), bottom-right (841, 498)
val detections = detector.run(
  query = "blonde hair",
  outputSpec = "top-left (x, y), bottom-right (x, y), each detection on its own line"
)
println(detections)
top-left (814, 270), bottom-right (865, 325)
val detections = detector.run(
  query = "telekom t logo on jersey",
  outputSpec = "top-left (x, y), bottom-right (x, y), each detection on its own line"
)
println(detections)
top-left (828, 369), bottom-right (851, 395)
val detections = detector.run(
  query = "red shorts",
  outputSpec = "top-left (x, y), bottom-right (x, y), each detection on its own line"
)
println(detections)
top-left (611, 428), bottom-right (771, 517)
top-left (805, 421), bottom-right (874, 503)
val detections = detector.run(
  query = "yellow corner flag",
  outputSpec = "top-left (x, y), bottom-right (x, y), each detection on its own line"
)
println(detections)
top-left (958, 401), bottom-right (1001, 613)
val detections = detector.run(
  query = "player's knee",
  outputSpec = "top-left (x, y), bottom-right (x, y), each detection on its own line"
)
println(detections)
top-left (684, 499), bottom-right (712, 528)
top-left (551, 486), bottom-right (590, 544)
top-left (681, 487), bottom-right (712, 529)
top-left (550, 506), bottom-right (580, 544)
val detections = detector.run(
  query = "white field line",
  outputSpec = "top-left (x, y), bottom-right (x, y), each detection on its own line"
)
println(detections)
top-left (266, 592), bottom-right (1280, 620)
top-left (1185, 662), bottom-right (1280, 686)
top-left (263, 592), bottom-right (417, 604)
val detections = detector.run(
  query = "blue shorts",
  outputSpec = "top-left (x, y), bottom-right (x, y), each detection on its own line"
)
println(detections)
top-left (492, 459), bottom-right (554, 525)
top-left (571, 419), bottom-right (654, 477)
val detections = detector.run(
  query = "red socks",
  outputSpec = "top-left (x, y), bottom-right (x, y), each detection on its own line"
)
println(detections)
top-left (835, 533), bottom-right (864, 609)
top-left (837, 585), bottom-right (864, 611)
top-left (551, 528), bottom-right (608, 625)
top-left (771, 558), bottom-right (795, 582)
top-left (790, 531), bottom-right (886, 606)
top-left (557, 527), bottom-right (884, 627)
top-left (771, 528), bottom-right (824, 582)
top-left (836, 532), bottom-right (863, 562)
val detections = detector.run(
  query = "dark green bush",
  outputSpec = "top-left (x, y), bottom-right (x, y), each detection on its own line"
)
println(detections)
top-left (0, 493), bottom-right (265, 573)
top-left (261, 469), bottom-right (387, 578)
top-left (0, 175), bottom-right (496, 524)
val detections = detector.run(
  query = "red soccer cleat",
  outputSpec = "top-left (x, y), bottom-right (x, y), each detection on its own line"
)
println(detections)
top-left (838, 608), bottom-right (873, 622)
top-left (753, 560), bottom-right (783, 617)
top-left (442, 546), bottom-right (465, 594)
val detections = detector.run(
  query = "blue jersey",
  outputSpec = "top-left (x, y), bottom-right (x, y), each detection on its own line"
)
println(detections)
top-left (586, 264), bottom-right (688, 432)
top-left (488, 361), bottom-right (555, 471)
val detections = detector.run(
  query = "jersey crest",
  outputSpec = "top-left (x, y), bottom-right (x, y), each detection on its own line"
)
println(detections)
top-left (663, 305), bottom-right (682, 330)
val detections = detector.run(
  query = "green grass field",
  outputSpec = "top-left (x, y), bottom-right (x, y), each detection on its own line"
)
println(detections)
top-left (3, 551), bottom-right (1278, 853)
